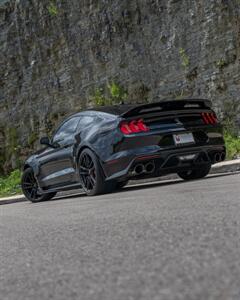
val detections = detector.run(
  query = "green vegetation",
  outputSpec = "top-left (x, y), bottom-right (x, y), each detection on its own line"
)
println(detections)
top-left (92, 88), bottom-right (108, 106)
top-left (48, 2), bottom-right (58, 16)
top-left (0, 152), bottom-right (5, 174)
top-left (0, 169), bottom-right (22, 197)
top-left (28, 132), bottom-right (39, 147)
top-left (216, 58), bottom-right (227, 69)
top-left (91, 82), bottom-right (128, 106)
top-left (4, 127), bottom-right (21, 169)
top-left (224, 131), bottom-right (240, 160)
top-left (7, 127), bottom-right (18, 156)
top-left (179, 48), bottom-right (190, 68)
top-left (221, 99), bottom-right (240, 159)
top-left (108, 82), bottom-right (128, 103)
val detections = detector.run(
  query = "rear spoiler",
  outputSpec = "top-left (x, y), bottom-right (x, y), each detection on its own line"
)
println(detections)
top-left (121, 99), bottom-right (212, 118)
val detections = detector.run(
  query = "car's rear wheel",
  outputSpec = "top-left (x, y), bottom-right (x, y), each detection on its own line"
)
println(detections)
top-left (177, 164), bottom-right (211, 181)
top-left (21, 168), bottom-right (56, 203)
top-left (79, 148), bottom-right (115, 196)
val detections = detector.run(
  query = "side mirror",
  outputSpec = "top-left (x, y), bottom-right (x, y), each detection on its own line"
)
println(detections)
top-left (40, 137), bottom-right (60, 148)
top-left (40, 136), bottom-right (51, 147)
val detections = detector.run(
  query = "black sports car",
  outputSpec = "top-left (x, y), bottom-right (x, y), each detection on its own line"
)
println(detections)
top-left (22, 99), bottom-right (225, 202)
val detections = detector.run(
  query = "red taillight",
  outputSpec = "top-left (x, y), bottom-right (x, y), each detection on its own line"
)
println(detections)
top-left (137, 119), bottom-right (149, 132)
top-left (201, 112), bottom-right (218, 125)
top-left (120, 119), bottom-right (149, 135)
top-left (129, 120), bottom-right (141, 133)
top-left (120, 123), bottom-right (132, 134)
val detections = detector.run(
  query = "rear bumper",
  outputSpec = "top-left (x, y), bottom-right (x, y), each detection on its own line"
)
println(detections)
top-left (104, 144), bottom-right (226, 181)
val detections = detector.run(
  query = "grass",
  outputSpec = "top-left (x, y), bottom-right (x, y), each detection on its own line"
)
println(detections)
top-left (0, 169), bottom-right (22, 197)
top-left (224, 132), bottom-right (240, 160)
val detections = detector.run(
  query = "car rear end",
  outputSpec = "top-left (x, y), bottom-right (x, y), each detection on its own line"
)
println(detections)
top-left (103, 99), bottom-right (225, 181)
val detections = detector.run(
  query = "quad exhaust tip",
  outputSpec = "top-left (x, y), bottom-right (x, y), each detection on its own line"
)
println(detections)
top-left (145, 162), bottom-right (155, 173)
top-left (213, 152), bottom-right (226, 163)
top-left (133, 161), bottom-right (155, 175)
top-left (214, 153), bottom-right (221, 163)
top-left (134, 164), bottom-right (145, 175)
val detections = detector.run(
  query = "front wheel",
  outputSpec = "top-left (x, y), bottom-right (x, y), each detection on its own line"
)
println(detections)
top-left (177, 164), bottom-right (211, 181)
top-left (21, 168), bottom-right (56, 203)
top-left (78, 148), bottom-right (115, 196)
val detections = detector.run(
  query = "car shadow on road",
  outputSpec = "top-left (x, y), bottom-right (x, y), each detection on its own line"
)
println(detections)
top-left (52, 192), bottom-right (86, 201)
top-left (49, 172), bottom-right (238, 202)
top-left (118, 172), bottom-right (238, 195)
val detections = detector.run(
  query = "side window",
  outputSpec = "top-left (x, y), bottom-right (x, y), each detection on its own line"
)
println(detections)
top-left (52, 117), bottom-right (80, 143)
top-left (78, 116), bottom-right (95, 130)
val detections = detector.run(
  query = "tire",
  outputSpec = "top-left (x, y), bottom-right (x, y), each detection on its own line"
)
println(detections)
top-left (177, 164), bottom-right (211, 181)
top-left (78, 148), bottom-right (115, 196)
top-left (21, 168), bottom-right (57, 203)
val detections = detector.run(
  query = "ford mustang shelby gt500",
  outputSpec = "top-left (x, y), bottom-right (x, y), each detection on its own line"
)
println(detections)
top-left (22, 99), bottom-right (225, 202)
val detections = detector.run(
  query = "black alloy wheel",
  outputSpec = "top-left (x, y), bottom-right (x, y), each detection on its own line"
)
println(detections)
top-left (21, 168), bottom-right (56, 202)
top-left (79, 148), bottom-right (115, 196)
top-left (79, 152), bottom-right (97, 192)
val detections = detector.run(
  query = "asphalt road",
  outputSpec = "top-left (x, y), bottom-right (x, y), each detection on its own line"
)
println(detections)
top-left (1, 173), bottom-right (240, 300)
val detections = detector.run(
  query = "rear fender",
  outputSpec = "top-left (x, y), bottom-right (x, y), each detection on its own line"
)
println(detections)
top-left (76, 144), bottom-right (108, 178)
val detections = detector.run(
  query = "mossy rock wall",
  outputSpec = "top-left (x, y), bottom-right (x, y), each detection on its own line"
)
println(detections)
top-left (0, 0), bottom-right (240, 174)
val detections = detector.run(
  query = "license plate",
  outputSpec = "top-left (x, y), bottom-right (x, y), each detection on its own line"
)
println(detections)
top-left (173, 133), bottom-right (195, 145)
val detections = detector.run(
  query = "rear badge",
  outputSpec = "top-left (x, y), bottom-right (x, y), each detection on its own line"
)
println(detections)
top-left (173, 133), bottom-right (195, 145)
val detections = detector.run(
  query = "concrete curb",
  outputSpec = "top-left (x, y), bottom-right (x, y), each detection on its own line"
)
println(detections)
top-left (0, 194), bottom-right (26, 205)
top-left (1, 159), bottom-right (240, 205)
top-left (211, 158), bottom-right (240, 173)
